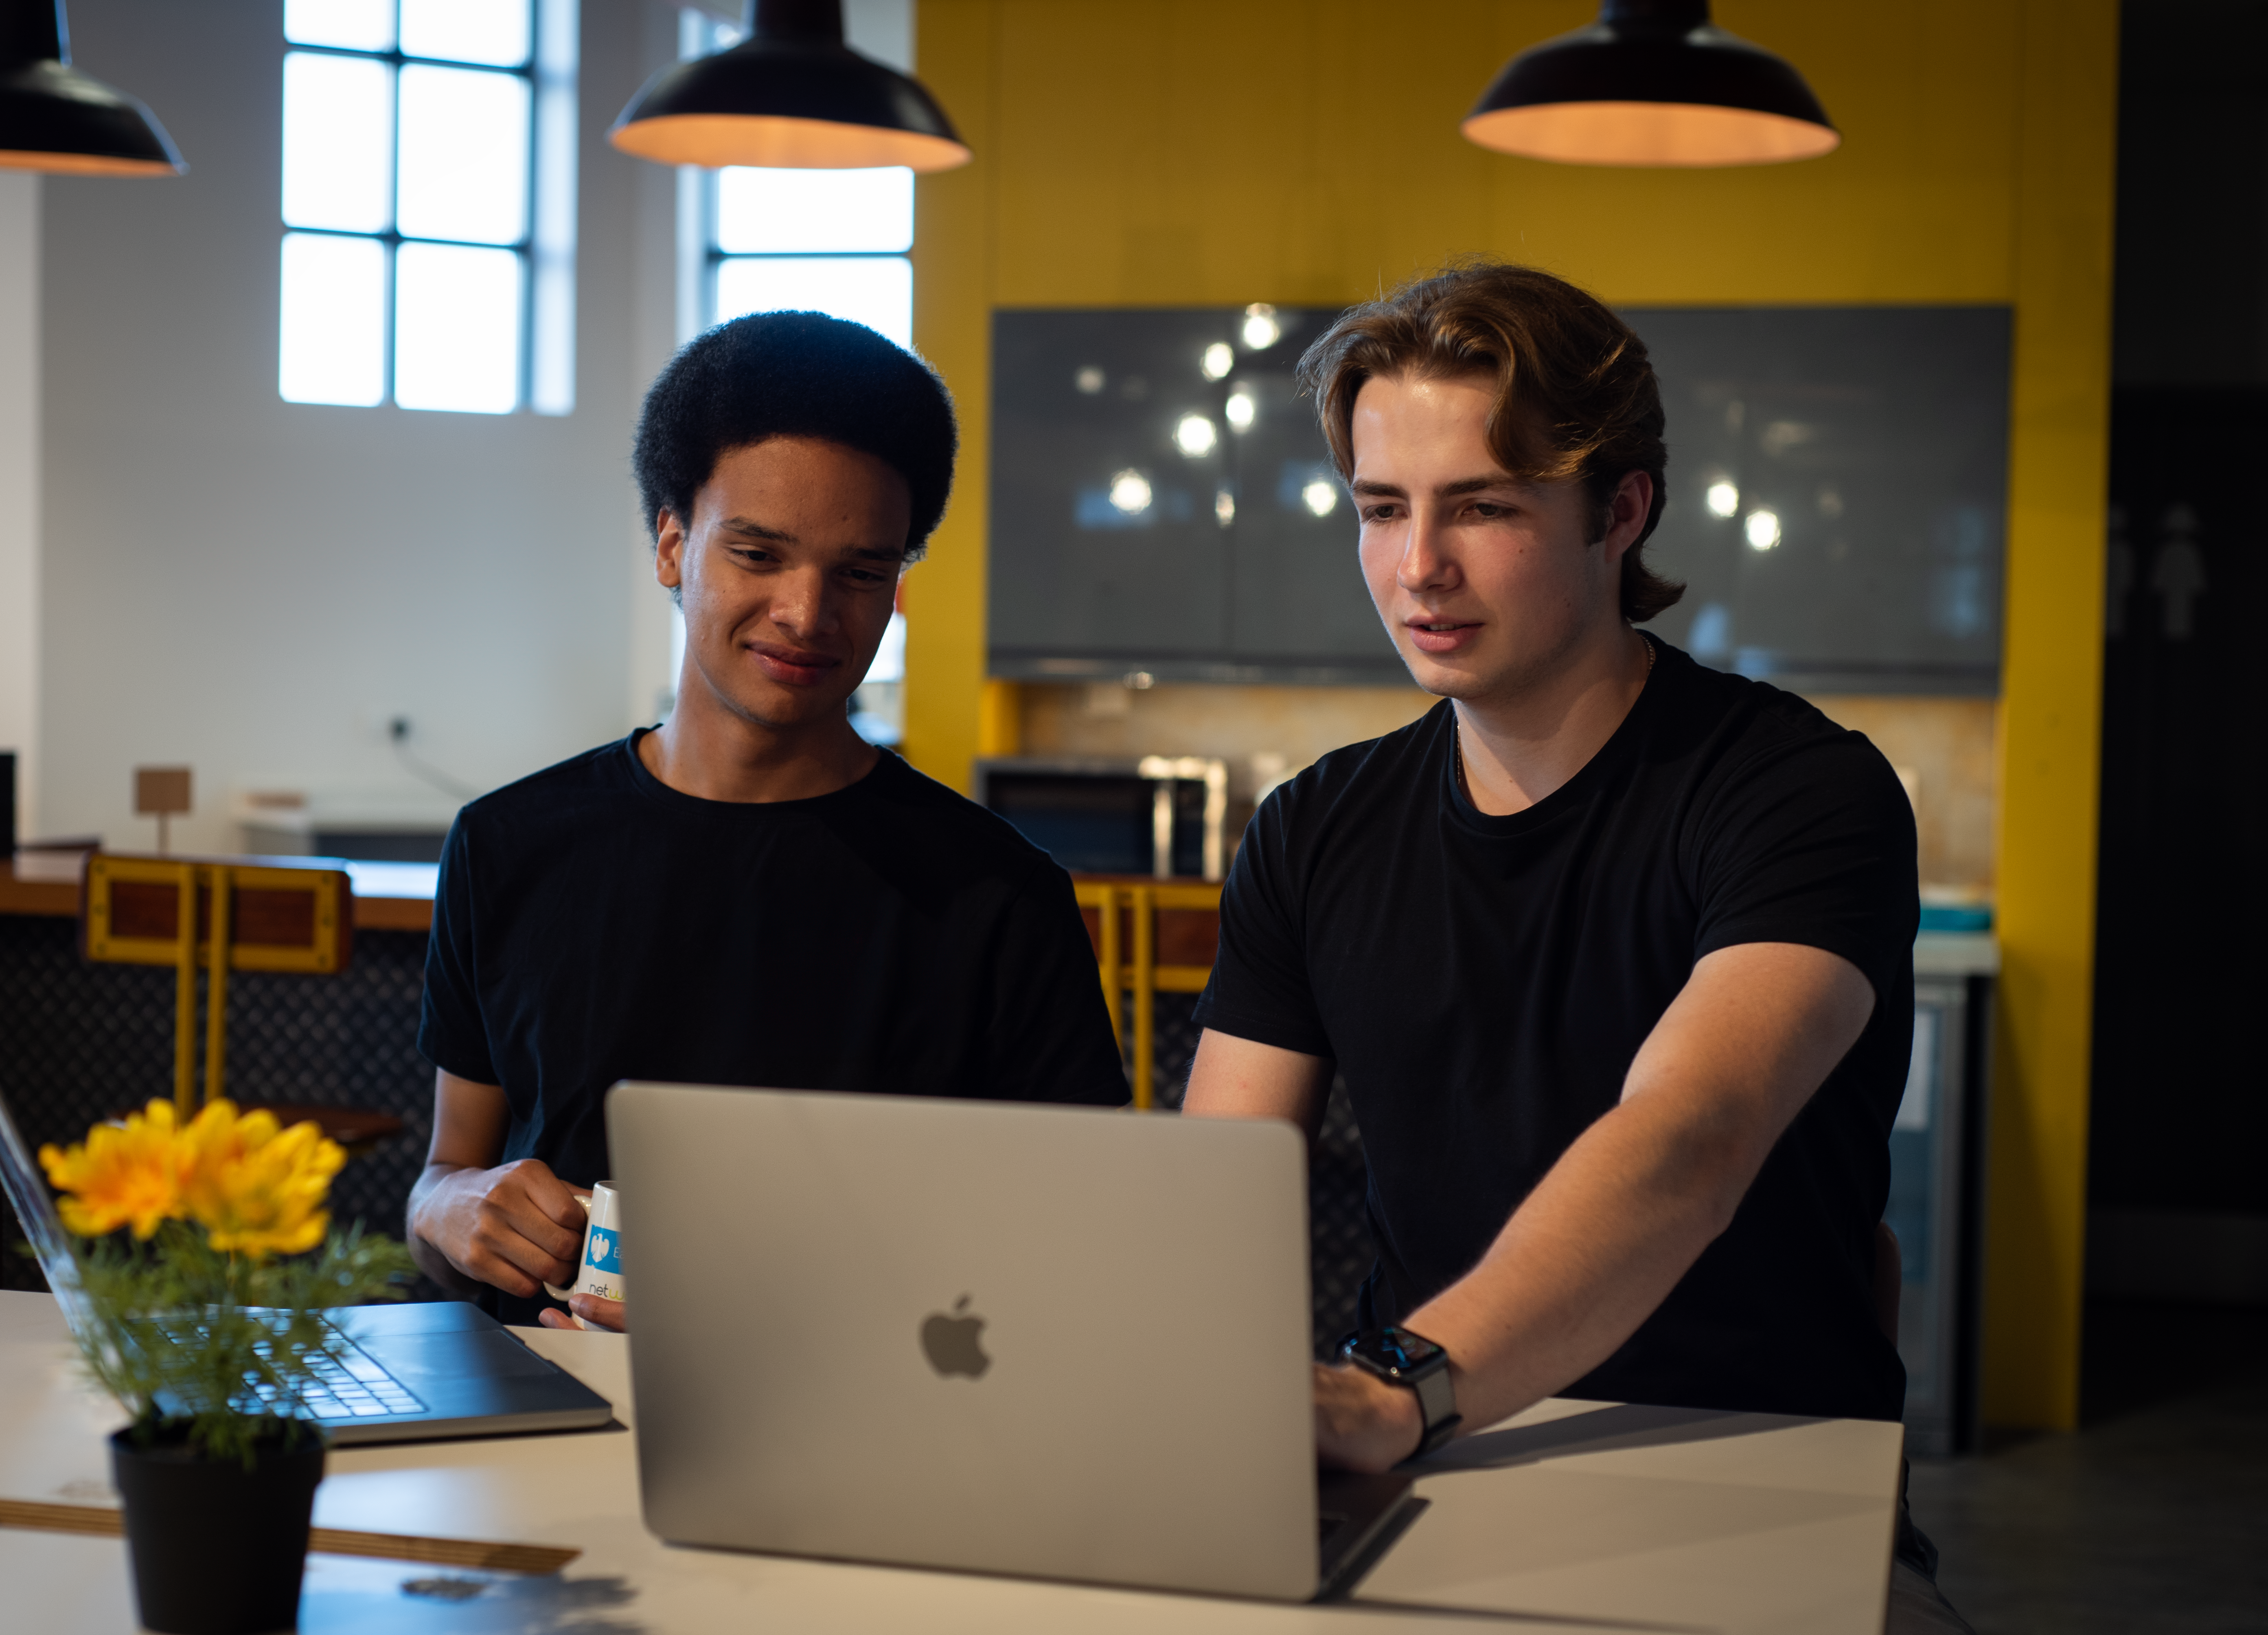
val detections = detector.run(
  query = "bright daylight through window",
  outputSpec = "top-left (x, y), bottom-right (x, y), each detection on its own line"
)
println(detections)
top-left (278, 0), bottom-right (577, 414)
top-left (677, 7), bottom-right (916, 745)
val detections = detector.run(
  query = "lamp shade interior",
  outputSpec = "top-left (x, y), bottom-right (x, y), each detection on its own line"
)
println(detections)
top-left (0, 145), bottom-right (179, 175)
top-left (611, 111), bottom-right (968, 171)
top-left (1464, 100), bottom-right (1839, 167)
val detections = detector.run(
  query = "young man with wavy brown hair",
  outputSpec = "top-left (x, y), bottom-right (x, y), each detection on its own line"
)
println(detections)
top-left (1186, 264), bottom-right (1967, 1631)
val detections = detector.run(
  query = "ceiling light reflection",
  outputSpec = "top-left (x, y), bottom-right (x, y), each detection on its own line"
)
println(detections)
top-left (1074, 366), bottom-right (1104, 395)
top-left (1215, 489), bottom-right (1235, 526)
top-left (1200, 342), bottom-right (1234, 381)
top-left (1225, 389), bottom-right (1256, 431)
top-left (1705, 480), bottom-right (1739, 519)
top-left (1241, 302), bottom-right (1281, 350)
top-left (1109, 469), bottom-right (1153, 514)
top-left (1174, 414), bottom-right (1218, 458)
top-left (1744, 510), bottom-right (1781, 551)
top-left (1302, 479), bottom-right (1338, 518)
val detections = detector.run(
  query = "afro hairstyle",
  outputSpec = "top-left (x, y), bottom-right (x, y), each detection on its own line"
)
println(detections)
top-left (632, 310), bottom-right (958, 562)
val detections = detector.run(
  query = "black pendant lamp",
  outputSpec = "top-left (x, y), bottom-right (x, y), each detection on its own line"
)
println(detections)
top-left (1464, 0), bottom-right (1836, 168)
top-left (0, 0), bottom-right (183, 176)
top-left (611, 0), bottom-right (969, 172)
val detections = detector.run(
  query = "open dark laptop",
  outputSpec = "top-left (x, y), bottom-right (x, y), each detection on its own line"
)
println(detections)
top-left (612, 1082), bottom-right (1419, 1600)
top-left (0, 1092), bottom-right (611, 1444)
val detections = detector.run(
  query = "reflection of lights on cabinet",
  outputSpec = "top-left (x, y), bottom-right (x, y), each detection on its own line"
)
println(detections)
top-left (1744, 509), bottom-right (1782, 551)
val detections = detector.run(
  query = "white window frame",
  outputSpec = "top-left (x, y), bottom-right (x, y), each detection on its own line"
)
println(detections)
top-left (278, 0), bottom-right (578, 415)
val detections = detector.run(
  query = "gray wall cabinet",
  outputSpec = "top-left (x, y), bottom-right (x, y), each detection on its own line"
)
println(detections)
top-left (989, 305), bottom-right (2011, 694)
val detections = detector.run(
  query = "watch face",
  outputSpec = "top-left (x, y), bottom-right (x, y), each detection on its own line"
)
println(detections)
top-left (1351, 1327), bottom-right (1444, 1374)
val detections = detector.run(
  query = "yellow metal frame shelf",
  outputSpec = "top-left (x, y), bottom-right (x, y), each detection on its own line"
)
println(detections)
top-left (81, 854), bottom-right (352, 1113)
top-left (1073, 880), bottom-right (1222, 1110)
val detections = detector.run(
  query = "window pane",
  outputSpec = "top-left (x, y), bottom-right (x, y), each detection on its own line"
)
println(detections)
top-left (279, 233), bottom-right (388, 406)
top-left (282, 52), bottom-right (394, 233)
top-left (284, 0), bottom-right (395, 52)
top-left (397, 65), bottom-right (530, 245)
top-left (715, 167), bottom-right (913, 254)
top-left (399, 0), bottom-right (531, 66)
top-left (714, 256), bottom-right (913, 350)
top-left (394, 242), bottom-right (522, 413)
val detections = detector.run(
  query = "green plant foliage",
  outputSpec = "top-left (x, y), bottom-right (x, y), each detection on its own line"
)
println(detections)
top-left (66, 1223), bottom-right (416, 1468)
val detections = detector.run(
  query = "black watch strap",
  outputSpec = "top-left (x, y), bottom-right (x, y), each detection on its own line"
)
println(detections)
top-left (1408, 1363), bottom-right (1460, 1456)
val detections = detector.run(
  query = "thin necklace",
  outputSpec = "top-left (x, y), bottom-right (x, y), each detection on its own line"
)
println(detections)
top-left (1455, 636), bottom-right (1654, 804)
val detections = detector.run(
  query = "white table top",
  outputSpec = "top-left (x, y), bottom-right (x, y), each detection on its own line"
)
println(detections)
top-left (0, 1291), bottom-right (1900, 1633)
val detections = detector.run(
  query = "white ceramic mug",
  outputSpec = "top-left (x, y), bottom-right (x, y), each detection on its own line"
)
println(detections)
top-left (573, 1181), bottom-right (625, 1304)
top-left (543, 1182), bottom-right (625, 1309)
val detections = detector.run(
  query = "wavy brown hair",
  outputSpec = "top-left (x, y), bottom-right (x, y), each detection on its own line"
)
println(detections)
top-left (1295, 261), bottom-right (1683, 624)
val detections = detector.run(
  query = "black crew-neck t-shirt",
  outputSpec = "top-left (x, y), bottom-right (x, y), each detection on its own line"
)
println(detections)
top-left (1193, 640), bottom-right (1917, 1422)
top-left (419, 734), bottom-right (1129, 1320)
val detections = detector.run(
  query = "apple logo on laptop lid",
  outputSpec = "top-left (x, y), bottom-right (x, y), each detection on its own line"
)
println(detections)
top-left (920, 1295), bottom-right (990, 1379)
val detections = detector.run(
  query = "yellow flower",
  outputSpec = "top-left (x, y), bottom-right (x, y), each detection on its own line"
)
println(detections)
top-left (38, 1100), bottom-right (189, 1239)
top-left (176, 1100), bottom-right (344, 1259)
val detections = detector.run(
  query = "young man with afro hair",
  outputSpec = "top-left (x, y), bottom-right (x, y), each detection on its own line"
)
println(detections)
top-left (408, 313), bottom-right (1128, 1332)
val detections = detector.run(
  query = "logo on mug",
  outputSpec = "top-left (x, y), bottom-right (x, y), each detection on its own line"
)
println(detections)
top-left (585, 1228), bottom-right (621, 1274)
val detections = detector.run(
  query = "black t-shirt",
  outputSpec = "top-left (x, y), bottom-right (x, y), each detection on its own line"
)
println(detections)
top-left (1193, 639), bottom-right (1917, 1421)
top-left (420, 733), bottom-right (1129, 1320)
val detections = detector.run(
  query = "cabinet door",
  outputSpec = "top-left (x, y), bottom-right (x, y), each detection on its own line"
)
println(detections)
top-left (990, 307), bottom-right (1407, 683)
top-left (1626, 307), bottom-right (2010, 694)
top-left (988, 310), bottom-right (1232, 672)
top-left (1223, 367), bottom-right (1402, 676)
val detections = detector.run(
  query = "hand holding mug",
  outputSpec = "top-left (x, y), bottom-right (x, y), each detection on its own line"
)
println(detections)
top-left (539, 1181), bottom-right (626, 1331)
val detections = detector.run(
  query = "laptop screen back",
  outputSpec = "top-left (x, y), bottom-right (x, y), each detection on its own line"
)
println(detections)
top-left (610, 1083), bottom-right (1321, 1600)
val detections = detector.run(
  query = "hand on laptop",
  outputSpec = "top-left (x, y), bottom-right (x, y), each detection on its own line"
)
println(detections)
top-left (1312, 1361), bottom-right (1422, 1474)
top-left (539, 1293), bottom-right (625, 1333)
top-left (410, 1156), bottom-right (588, 1300)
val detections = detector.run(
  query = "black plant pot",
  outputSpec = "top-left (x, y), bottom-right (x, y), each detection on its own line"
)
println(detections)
top-left (110, 1423), bottom-right (325, 1635)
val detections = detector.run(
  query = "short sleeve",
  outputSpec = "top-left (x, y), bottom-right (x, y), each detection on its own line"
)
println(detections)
top-left (416, 816), bottom-right (501, 1085)
top-left (1191, 789), bottom-right (1335, 1059)
top-left (1689, 725), bottom-right (1920, 1003)
top-left (980, 863), bottom-right (1132, 1107)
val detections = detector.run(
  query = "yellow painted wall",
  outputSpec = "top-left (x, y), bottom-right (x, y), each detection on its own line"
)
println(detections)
top-left (909, 0), bottom-right (2117, 1427)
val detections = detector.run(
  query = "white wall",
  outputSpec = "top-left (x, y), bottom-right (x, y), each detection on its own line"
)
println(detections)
top-left (0, 173), bottom-right (37, 838)
top-left (37, 0), bottom-right (684, 853)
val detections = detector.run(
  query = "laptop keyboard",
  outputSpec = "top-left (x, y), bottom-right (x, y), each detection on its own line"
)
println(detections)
top-left (155, 1317), bottom-right (427, 1421)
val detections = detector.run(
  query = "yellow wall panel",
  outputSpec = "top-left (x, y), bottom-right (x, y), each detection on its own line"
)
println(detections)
top-left (911, 0), bottom-right (2117, 1428)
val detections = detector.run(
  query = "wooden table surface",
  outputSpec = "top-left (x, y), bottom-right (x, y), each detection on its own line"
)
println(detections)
top-left (0, 859), bottom-right (434, 933)
top-left (0, 1290), bottom-right (1902, 1634)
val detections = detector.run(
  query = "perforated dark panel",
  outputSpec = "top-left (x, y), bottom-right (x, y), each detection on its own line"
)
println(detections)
top-left (6, 923), bottom-right (1378, 1351)
top-left (1308, 1075), bottom-right (1376, 1356)
top-left (0, 916), bottom-right (436, 1294)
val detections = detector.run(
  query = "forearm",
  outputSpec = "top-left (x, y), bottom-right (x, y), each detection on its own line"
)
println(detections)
top-left (405, 1164), bottom-right (485, 1295)
top-left (1407, 1092), bottom-right (1755, 1433)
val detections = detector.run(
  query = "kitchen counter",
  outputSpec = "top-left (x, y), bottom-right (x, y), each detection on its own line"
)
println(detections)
top-left (0, 857), bottom-right (436, 932)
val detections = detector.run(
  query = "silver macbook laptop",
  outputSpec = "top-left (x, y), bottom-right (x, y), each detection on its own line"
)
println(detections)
top-left (0, 1091), bottom-right (613, 1444)
top-left (610, 1081), bottom-right (1416, 1601)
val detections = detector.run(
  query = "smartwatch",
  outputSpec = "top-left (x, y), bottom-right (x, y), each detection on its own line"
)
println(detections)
top-left (1338, 1326), bottom-right (1462, 1458)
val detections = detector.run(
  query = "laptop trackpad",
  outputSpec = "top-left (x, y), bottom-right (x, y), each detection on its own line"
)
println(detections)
top-left (374, 1329), bottom-right (557, 1380)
